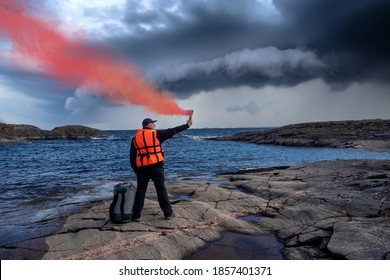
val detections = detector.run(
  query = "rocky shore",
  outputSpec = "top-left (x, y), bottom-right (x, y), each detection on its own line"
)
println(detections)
top-left (2, 119), bottom-right (389, 260)
top-left (5, 159), bottom-right (386, 260)
top-left (212, 119), bottom-right (390, 151)
top-left (0, 123), bottom-right (107, 143)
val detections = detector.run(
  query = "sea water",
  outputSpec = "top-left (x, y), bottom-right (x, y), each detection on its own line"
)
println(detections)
top-left (1, 128), bottom-right (390, 252)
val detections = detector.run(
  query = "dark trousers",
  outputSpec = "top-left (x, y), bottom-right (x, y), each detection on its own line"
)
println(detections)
top-left (132, 166), bottom-right (173, 219)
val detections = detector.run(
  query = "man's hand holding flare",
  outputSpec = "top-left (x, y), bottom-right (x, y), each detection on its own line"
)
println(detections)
top-left (187, 110), bottom-right (193, 127)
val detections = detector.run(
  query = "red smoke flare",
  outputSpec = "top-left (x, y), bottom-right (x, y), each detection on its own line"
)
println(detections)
top-left (0, 0), bottom-right (189, 115)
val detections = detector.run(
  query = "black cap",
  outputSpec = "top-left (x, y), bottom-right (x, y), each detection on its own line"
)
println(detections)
top-left (142, 118), bottom-right (157, 127)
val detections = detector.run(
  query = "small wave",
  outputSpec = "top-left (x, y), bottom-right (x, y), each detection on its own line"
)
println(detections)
top-left (28, 181), bottom-right (119, 224)
top-left (183, 135), bottom-right (217, 140)
top-left (107, 135), bottom-right (128, 141)
top-left (91, 135), bottom-right (127, 141)
top-left (31, 208), bottom-right (60, 223)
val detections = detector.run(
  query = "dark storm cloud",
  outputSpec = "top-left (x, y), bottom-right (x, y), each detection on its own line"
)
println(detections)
top-left (0, 65), bottom-right (74, 98)
top-left (274, 0), bottom-right (390, 85)
top-left (146, 46), bottom-right (326, 97)
top-left (111, 0), bottom-right (390, 96)
top-left (113, 0), bottom-right (282, 70)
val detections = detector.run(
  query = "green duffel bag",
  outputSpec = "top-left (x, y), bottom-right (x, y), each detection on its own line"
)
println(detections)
top-left (109, 182), bottom-right (136, 223)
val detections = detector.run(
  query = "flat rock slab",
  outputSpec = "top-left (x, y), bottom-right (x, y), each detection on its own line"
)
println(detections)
top-left (43, 181), bottom-right (268, 260)
top-left (40, 159), bottom-right (390, 260)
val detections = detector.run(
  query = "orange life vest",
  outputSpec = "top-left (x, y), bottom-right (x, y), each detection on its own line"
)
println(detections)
top-left (133, 129), bottom-right (164, 167)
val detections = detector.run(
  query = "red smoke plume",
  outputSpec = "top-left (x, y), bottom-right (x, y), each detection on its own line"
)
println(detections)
top-left (0, 0), bottom-right (189, 115)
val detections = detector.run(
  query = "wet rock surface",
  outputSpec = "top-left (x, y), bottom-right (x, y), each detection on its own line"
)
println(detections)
top-left (225, 159), bottom-right (390, 260)
top-left (29, 159), bottom-right (390, 260)
top-left (183, 231), bottom-right (285, 260)
top-left (212, 119), bottom-right (390, 151)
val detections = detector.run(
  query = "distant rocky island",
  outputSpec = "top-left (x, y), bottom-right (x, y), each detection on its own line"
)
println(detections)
top-left (213, 119), bottom-right (390, 151)
top-left (0, 123), bottom-right (107, 143)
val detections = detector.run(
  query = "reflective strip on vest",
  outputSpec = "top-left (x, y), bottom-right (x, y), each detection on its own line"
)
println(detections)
top-left (133, 129), bottom-right (164, 167)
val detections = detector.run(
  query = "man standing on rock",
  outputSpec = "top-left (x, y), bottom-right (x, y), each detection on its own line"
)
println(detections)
top-left (130, 113), bottom-right (193, 221)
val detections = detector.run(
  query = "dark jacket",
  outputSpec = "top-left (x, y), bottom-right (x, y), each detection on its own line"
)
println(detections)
top-left (130, 123), bottom-right (189, 172)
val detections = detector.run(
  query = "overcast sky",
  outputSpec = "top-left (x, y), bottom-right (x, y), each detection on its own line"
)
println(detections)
top-left (1, 0), bottom-right (389, 130)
